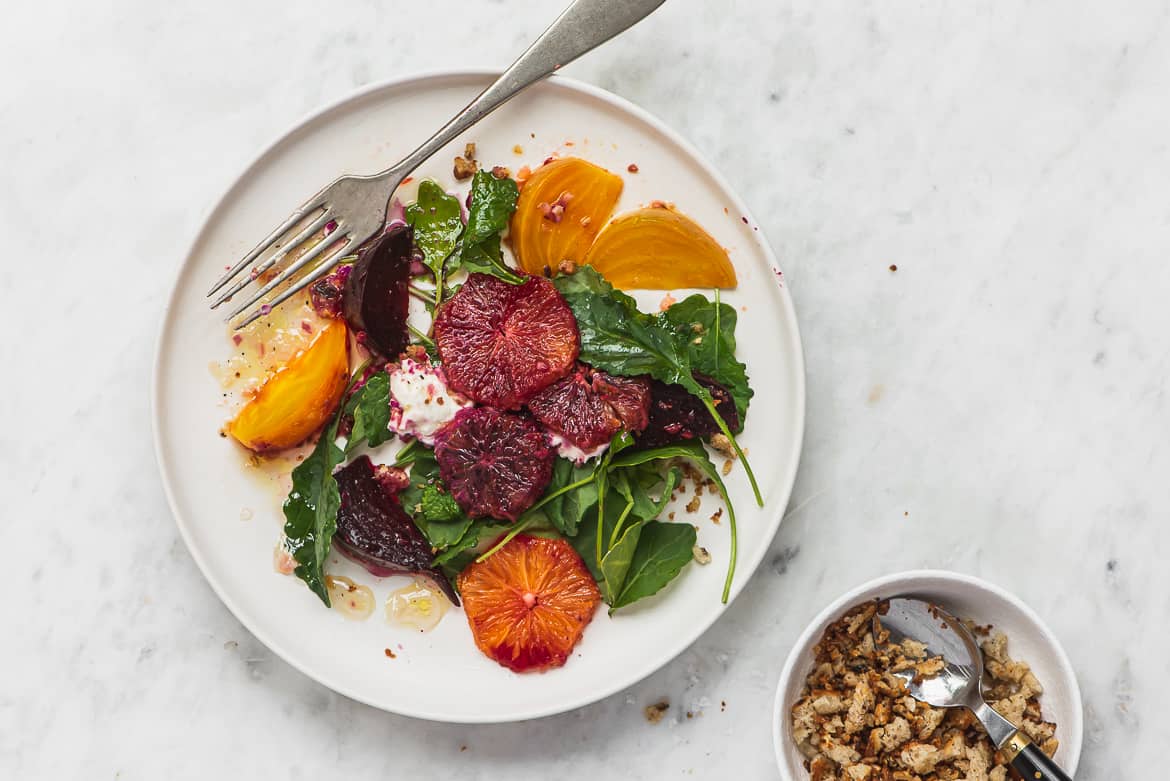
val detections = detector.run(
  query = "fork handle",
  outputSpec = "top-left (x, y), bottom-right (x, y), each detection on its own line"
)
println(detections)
top-left (387, 0), bottom-right (667, 179)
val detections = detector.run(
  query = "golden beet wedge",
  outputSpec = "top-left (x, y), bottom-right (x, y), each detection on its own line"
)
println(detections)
top-left (226, 320), bottom-right (350, 453)
top-left (582, 206), bottom-right (737, 290)
top-left (511, 157), bottom-right (623, 275)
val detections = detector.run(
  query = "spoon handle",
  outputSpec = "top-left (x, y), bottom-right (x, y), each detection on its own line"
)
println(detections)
top-left (1002, 730), bottom-right (1073, 781)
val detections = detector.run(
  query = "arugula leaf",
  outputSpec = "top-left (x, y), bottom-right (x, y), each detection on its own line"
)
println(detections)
top-left (569, 487), bottom-right (628, 585)
top-left (626, 463), bottom-right (683, 520)
top-left (599, 519), bottom-right (642, 605)
top-left (542, 458), bottom-right (599, 536)
top-left (592, 431), bottom-right (637, 564)
top-left (661, 294), bottom-right (753, 426)
top-left (553, 269), bottom-right (694, 385)
top-left (431, 518), bottom-right (512, 589)
top-left (345, 371), bottom-right (392, 454)
top-left (398, 447), bottom-right (474, 549)
top-left (611, 440), bottom-right (740, 602)
top-left (456, 170), bottom-right (523, 284)
top-left (282, 414), bottom-right (346, 606)
top-left (405, 180), bottom-right (463, 280)
top-left (612, 521), bottom-right (697, 610)
top-left (553, 267), bottom-right (762, 505)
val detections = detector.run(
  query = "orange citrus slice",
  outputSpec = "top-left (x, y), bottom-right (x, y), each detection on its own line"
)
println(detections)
top-left (458, 535), bottom-right (601, 672)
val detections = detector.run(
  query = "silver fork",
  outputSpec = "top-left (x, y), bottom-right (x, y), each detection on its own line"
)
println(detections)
top-left (207, 0), bottom-right (666, 329)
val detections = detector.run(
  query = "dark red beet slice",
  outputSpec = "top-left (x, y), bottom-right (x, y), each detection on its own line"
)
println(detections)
top-left (334, 455), bottom-right (459, 606)
top-left (635, 374), bottom-right (740, 449)
top-left (433, 273), bottom-right (579, 409)
top-left (433, 407), bottom-right (555, 522)
top-left (343, 225), bottom-right (411, 358)
top-left (527, 363), bottom-right (651, 451)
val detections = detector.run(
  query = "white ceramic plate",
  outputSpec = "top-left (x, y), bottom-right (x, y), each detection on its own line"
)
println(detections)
top-left (153, 71), bottom-right (805, 722)
top-left (772, 570), bottom-right (1083, 778)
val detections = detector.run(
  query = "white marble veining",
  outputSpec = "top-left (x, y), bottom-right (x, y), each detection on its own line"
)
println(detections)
top-left (3, 0), bottom-right (1166, 776)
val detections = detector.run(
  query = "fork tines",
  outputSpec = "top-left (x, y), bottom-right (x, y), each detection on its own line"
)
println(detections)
top-left (206, 205), bottom-right (354, 330)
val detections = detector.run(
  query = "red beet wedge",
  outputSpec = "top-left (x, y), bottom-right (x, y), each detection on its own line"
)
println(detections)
top-left (334, 455), bottom-right (459, 605)
top-left (527, 362), bottom-right (651, 451)
top-left (343, 225), bottom-right (412, 358)
top-left (433, 273), bottom-right (579, 409)
top-left (636, 375), bottom-right (740, 448)
top-left (433, 407), bottom-right (555, 522)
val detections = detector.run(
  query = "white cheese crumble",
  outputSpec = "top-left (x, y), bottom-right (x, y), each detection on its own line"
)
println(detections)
top-left (547, 432), bottom-right (609, 465)
top-left (387, 358), bottom-right (472, 445)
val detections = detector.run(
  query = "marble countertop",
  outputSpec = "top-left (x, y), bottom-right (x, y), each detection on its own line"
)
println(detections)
top-left (4, 0), bottom-right (1164, 776)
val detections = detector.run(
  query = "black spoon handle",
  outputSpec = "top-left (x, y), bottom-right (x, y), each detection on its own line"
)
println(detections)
top-left (1002, 730), bottom-right (1073, 781)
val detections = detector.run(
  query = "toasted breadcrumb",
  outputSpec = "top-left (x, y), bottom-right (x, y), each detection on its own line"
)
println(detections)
top-left (644, 701), bottom-right (670, 724)
top-left (789, 600), bottom-right (1058, 780)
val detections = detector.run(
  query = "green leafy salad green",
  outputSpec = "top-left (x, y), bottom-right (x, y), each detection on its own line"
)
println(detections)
top-left (281, 168), bottom-right (760, 613)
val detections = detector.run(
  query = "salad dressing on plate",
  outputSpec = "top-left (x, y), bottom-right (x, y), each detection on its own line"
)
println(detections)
top-left (386, 579), bottom-right (450, 632)
top-left (325, 575), bottom-right (376, 621)
top-left (209, 293), bottom-right (325, 399)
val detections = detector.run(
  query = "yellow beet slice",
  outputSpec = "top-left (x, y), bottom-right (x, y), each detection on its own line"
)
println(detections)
top-left (582, 206), bottom-right (737, 290)
top-left (226, 319), bottom-right (350, 453)
top-left (511, 157), bottom-right (623, 275)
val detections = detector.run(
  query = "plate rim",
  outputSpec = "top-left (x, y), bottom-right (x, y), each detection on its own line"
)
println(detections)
top-left (151, 68), bottom-right (807, 722)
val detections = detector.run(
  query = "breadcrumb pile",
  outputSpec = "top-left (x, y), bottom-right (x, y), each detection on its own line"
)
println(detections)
top-left (790, 601), bottom-right (1058, 781)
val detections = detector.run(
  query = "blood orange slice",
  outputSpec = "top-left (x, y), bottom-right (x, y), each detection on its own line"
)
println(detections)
top-left (433, 273), bottom-right (579, 409)
top-left (526, 362), bottom-right (651, 451)
top-left (433, 407), bottom-right (555, 521)
top-left (458, 535), bottom-right (601, 673)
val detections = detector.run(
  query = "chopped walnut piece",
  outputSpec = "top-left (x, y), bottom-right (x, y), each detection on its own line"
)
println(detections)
top-left (453, 156), bottom-right (477, 181)
top-left (709, 433), bottom-right (736, 458)
top-left (692, 545), bottom-right (711, 565)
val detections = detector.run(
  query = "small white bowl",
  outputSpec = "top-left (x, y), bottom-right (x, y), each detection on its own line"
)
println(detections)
top-left (772, 570), bottom-right (1083, 778)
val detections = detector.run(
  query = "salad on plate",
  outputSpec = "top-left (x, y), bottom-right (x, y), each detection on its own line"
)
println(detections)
top-left (215, 150), bottom-right (762, 673)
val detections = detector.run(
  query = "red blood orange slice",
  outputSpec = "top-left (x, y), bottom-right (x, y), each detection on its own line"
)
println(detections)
top-left (433, 407), bottom-right (555, 521)
top-left (433, 273), bottom-right (579, 409)
top-left (526, 362), bottom-right (651, 451)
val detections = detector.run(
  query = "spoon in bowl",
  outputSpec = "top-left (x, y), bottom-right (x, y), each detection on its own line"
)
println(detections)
top-left (881, 597), bottom-right (1072, 781)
